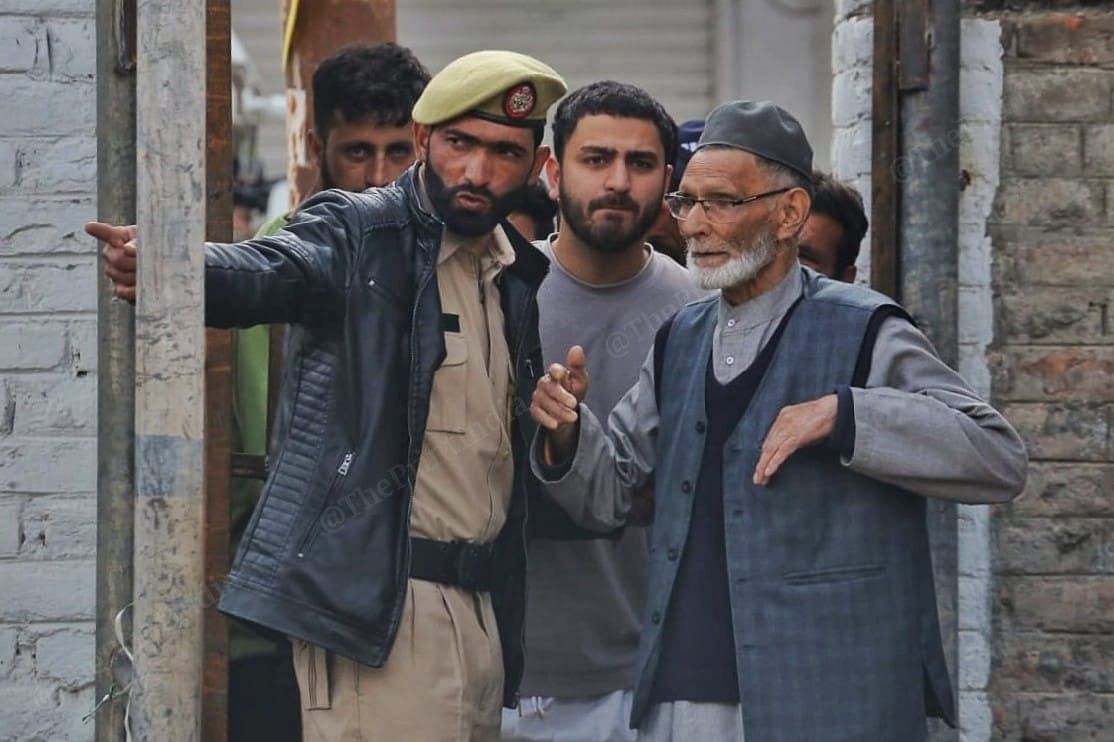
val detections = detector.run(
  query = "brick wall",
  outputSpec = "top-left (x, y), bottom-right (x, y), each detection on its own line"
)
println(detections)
top-left (980, 6), bottom-right (1114, 740)
top-left (0, 0), bottom-right (98, 739)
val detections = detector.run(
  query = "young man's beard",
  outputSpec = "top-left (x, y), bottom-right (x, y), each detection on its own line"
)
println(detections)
top-left (687, 230), bottom-right (781, 290)
top-left (424, 160), bottom-right (530, 237)
top-left (558, 182), bottom-right (661, 254)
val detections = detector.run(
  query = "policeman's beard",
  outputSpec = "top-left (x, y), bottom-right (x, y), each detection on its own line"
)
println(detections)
top-left (687, 230), bottom-right (780, 290)
top-left (424, 159), bottom-right (529, 237)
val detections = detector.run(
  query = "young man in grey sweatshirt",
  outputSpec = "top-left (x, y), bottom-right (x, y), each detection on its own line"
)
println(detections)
top-left (501, 82), bottom-right (702, 741)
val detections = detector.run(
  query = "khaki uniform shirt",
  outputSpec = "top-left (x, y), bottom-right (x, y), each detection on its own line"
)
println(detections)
top-left (411, 226), bottom-right (517, 541)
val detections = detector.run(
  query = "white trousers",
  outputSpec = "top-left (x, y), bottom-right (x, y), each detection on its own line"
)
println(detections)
top-left (639, 701), bottom-right (744, 742)
top-left (500, 689), bottom-right (637, 742)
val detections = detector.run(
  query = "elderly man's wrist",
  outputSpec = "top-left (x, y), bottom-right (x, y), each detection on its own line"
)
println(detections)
top-left (826, 385), bottom-right (856, 459)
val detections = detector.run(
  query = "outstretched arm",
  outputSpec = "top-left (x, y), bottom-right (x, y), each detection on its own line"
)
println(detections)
top-left (89, 189), bottom-right (363, 328)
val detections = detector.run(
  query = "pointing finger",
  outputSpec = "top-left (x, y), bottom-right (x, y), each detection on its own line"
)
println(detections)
top-left (85, 221), bottom-right (132, 247)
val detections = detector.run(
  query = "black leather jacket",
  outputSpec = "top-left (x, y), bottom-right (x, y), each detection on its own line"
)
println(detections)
top-left (212, 167), bottom-right (548, 706)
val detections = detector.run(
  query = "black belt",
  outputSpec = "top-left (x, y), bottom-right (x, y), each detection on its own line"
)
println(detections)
top-left (410, 537), bottom-right (497, 593)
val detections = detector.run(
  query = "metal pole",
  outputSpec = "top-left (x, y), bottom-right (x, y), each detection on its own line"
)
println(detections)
top-left (900, 0), bottom-right (960, 365)
top-left (130, 0), bottom-right (207, 736)
top-left (898, 1), bottom-right (961, 738)
top-left (95, 1), bottom-right (136, 740)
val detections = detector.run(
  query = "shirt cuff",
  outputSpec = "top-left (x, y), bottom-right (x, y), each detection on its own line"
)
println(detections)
top-left (530, 419), bottom-right (581, 482)
top-left (826, 385), bottom-right (856, 460)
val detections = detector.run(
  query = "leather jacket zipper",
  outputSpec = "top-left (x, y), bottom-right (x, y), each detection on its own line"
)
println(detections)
top-left (297, 450), bottom-right (354, 558)
top-left (511, 288), bottom-right (537, 707)
top-left (398, 245), bottom-right (437, 628)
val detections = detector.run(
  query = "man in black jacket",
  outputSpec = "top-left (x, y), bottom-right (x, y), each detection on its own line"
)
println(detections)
top-left (89, 50), bottom-right (566, 741)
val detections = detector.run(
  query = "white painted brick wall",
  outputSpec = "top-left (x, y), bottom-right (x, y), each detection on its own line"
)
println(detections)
top-left (829, 13), bottom-right (1005, 742)
top-left (0, 0), bottom-right (98, 739)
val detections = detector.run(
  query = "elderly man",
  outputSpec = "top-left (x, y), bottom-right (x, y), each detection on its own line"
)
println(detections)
top-left (90, 50), bottom-right (566, 742)
top-left (529, 101), bottom-right (1027, 741)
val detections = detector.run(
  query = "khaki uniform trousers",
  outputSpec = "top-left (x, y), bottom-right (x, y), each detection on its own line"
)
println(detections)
top-left (292, 578), bottom-right (504, 741)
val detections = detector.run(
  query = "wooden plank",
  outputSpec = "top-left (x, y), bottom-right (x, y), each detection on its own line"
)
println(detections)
top-left (203, 0), bottom-right (233, 739)
top-left (131, 0), bottom-right (207, 736)
top-left (282, 0), bottom-right (395, 205)
top-left (871, 0), bottom-right (901, 300)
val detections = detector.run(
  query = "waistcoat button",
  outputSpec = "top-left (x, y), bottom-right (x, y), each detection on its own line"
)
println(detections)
top-left (695, 421), bottom-right (706, 434)
top-left (681, 480), bottom-right (692, 494)
top-left (651, 611), bottom-right (662, 624)
top-left (668, 548), bottom-right (679, 561)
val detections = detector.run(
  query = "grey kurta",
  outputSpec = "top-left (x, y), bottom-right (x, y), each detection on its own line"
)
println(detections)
top-left (533, 266), bottom-right (1028, 532)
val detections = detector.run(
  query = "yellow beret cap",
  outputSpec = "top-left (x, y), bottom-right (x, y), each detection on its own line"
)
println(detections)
top-left (412, 50), bottom-right (567, 128)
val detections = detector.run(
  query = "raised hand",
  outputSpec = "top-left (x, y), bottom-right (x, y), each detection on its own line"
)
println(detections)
top-left (86, 222), bottom-right (138, 301)
top-left (753, 393), bottom-right (838, 485)
top-left (530, 345), bottom-right (589, 462)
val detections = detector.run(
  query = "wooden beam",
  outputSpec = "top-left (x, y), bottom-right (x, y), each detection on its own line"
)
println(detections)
top-left (131, 0), bottom-right (207, 736)
top-left (203, 0), bottom-right (233, 739)
top-left (282, 0), bottom-right (395, 205)
top-left (871, 0), bottom-right (900, 300)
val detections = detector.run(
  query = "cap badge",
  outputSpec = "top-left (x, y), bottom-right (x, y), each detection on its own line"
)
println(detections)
top-left (503, 82), bottom-right (536, 120)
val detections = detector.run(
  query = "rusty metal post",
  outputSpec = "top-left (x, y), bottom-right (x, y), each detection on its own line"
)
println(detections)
top-left (130, 0), bottom-right (207, 736)
top-left (898, 2), bottom-right (961, 738)
top-left (95, 0), bottom-right (136, 739)
top-left (282, 0), bottom-right (395, 204)
top-left (203, 0), bottom-right (234, 739)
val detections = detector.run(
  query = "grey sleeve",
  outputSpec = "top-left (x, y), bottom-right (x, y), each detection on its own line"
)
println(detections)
top-left (530, 348), bottom-right (659, 531)
top-left (846, 316), bottom-right (1028, 503)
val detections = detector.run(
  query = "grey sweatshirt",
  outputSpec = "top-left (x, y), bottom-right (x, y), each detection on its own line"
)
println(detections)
top-left (533, 266), bottom-right (1029, 533)
top-left (519, 238), bottom-right (703, 698)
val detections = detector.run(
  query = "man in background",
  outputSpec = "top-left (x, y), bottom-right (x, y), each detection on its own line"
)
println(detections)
top-left (502, 81), bottom-right (700, 742)
top-left (798, 170), bottom-right (867, 282)
top-left (307, 42), bottom-right (431, 193)
top-left (645, 118), bottom-right (703, 265)
top-left (507, 181), bottom-right (558, 241)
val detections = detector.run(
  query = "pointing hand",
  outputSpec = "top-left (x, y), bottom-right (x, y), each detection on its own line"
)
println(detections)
top-left (86, 221), bottom-right (138, 302)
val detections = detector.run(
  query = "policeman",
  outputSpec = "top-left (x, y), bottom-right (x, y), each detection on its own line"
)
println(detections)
top-left (90, 51), bottom-right (567, 741)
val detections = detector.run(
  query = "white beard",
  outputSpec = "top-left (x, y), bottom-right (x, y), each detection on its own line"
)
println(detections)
top-left (688, 232), bottom-right (779, 290)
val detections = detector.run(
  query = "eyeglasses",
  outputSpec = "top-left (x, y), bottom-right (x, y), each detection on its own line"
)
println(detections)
top-left (664, 187), bottom-right (793, 224)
